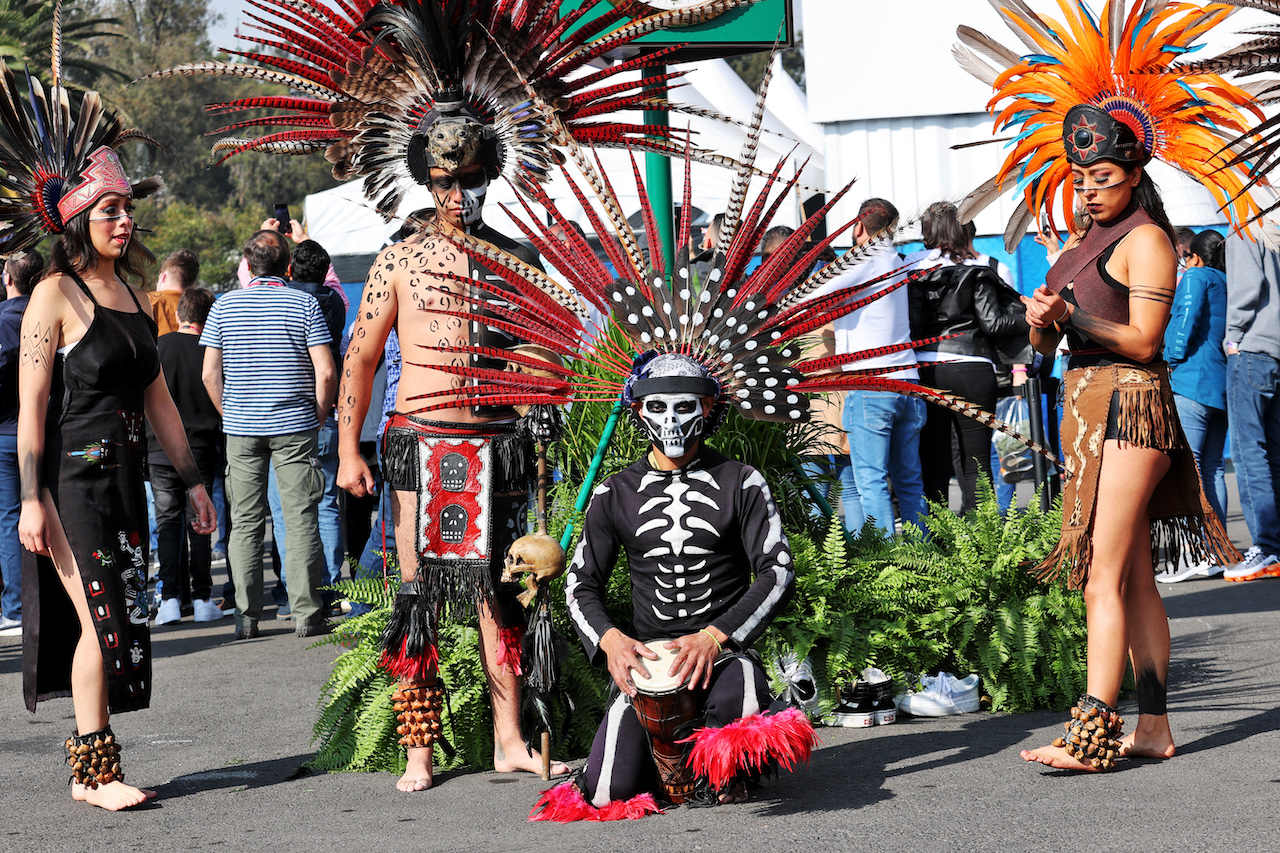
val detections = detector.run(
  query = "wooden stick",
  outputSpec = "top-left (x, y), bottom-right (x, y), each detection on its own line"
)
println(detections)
top-left (541, 730), bottom-right (551, 780)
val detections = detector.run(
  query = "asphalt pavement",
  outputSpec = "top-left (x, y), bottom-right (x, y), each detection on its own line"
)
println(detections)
top-left (3, 476), bottom-right (1279, 853)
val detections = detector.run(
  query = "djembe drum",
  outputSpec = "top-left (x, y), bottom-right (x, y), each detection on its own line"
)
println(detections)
top-left (628, 640), bottom-right (702, 803)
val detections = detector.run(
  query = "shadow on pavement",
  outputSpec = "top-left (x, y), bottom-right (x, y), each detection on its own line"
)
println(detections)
top-left (161, 754), bottom-right (316, 798)
top-left (752, 712), bottom-right (1039, 816)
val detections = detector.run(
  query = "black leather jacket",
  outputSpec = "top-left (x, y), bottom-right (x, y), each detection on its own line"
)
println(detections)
top-left (909, 261), bottom-right (1030, 363)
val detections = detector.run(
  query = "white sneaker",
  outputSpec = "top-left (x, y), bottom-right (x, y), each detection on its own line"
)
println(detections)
top-left (1157, 560), bottom-right (1214, 584)
top-left (894, 672), bottom-right (980, 716)
top-left (776, 653), bottom-right (822, 717)
top-left (1223, 546), bottom-right (1280, 582)
top-left (193, 598), bottom-right (224, 623)
top-left (153, 597), bottom-right (181, 626)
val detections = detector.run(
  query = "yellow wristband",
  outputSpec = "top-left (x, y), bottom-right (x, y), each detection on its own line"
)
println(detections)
top-left (699, 628), bottom-right (722, 652)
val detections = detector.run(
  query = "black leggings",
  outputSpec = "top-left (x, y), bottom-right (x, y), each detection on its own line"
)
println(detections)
top-left (918, 361), bottom-right (997, 514)
top-left (580, 653), bottom-right (772, 806)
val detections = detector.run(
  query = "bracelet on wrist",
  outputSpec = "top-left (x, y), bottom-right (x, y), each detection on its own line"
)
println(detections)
top-left (699, 628), bottom-right (722, 652)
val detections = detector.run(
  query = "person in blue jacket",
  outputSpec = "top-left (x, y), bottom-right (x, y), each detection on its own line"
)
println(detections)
top-left (1159, 229), bottom-right (1228, 582)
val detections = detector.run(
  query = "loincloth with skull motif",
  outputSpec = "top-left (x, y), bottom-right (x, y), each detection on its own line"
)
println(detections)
top-left (381, 413), bottom-right (533, 622)
top-left (1033, 362), bottom-right (1239, 589)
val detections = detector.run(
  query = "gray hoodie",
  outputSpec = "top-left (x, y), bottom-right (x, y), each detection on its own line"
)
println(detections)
top-left (1225, 232), bottom-right (1280, 360)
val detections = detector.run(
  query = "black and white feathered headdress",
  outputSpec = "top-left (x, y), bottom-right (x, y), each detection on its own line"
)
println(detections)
top-left (0, 1), bottom-right (160, 255)
top-left (142, 0), bottom-right (762, 219)
top-left (394, 67), bottom-right (1056, 460)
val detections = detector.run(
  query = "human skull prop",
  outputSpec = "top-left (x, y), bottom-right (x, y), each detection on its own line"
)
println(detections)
top-left (440, 504), bottom-right (468, 544)
top-left (639, 392), bottom-right (705, 459)
top-left (439, 453), bottom-right (468, 492)
top-left (502, 532), bottom-right (566, 584)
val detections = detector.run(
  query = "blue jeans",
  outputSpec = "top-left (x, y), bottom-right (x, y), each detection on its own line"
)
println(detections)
top-left (268, 419), bottom-right (343, 586)
top-left (842, 390), bottom-right (927, 536)
top-left (0, 434), bottom-right (21, 621)
top-left (1173, 394), bottom-right (1228, 524)
top-left (1227, 352), bottom-right (1280, 554)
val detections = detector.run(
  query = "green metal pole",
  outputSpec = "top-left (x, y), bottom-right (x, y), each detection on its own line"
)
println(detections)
top-left (560, 400), bottom-right (625, 551)
top-left (643, 62), bottom-right (676, 275)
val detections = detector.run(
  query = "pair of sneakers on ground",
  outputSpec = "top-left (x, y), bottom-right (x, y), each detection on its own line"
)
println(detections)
top-left (832, 668), bottom-right (897, 727)
top-left (1157, 545), bottom-right (1280, 584)
top-left (893, 672), bottom-right (981, 717)
top-left (154, 596), bottom-right (224, 625)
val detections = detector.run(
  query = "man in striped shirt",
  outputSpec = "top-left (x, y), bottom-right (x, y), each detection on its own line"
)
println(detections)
top-left (201, 230), bottom-right (337, 640)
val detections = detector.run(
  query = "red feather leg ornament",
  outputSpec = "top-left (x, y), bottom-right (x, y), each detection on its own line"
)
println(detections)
top-left (529, 781), bottom-right (663, 822)
top-left (497, 625), bottom-right (524, 676)
top-left (682, 708), bottom-right (819, 791)
top-left (378, 637), bottom-right (440, 684)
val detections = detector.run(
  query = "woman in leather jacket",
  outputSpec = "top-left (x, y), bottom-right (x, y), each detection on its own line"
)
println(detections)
top-left (908, 201), bottom-right (1028, 513)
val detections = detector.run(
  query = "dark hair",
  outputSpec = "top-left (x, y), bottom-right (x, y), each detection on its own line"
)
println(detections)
top-left (4, 249), bottom-right (45, 296)
top-left (858, 198), bottom-right (899, 237)
top-left (920, 201), bottom-right (975, 261)
top-left (159, 248), bottom-right (200, 289)
top-left (49, 206), bottom-right (154, 284)
top-left (1175, 226), bottom-right (1196, 251)
top-left (176, 286), bottom-right (215, 325)
top-left (243, 229), bottom-right (290, 278)
top-left (760, 225), bottom-right (794, 257)
top-left (1189, 229), bottom-right (1226, 272)
top-left (290, 239), bottom-right (331, 284)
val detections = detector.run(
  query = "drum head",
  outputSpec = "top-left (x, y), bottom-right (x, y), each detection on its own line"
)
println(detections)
top-left (631, 640), bottom-right (682, 694)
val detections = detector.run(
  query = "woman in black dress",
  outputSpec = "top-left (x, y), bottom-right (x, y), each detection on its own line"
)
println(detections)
top-left (17, 146), bottom-right (217, 810)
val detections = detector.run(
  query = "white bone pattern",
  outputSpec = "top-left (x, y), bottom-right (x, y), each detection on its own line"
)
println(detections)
top-left (634, 469), bottom-right (722, 622)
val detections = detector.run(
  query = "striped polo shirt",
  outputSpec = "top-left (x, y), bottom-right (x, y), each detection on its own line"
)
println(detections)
top-left (201, 280), bottom-right (331, 436)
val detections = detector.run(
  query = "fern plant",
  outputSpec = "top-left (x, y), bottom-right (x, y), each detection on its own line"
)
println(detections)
top-left (762, 484), bottom-right (1093, 714)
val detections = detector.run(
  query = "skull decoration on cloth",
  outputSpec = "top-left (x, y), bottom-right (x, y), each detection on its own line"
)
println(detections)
top-left (419, 437), bottom-right (491, 561)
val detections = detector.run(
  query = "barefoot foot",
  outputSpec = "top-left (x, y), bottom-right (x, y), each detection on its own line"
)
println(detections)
top-left (71, 780), bottom-right (157, 810)
top-left (1118, 729), bottom-right (1176, 759)
top-left (718, 780), bottom-right (749, 804)
top-left (493, 741), bottom-right (570, 776)
top-left (396, 746), bottom-right (433, 792)
top-left (1019, 744), bottom-right (1102, 772)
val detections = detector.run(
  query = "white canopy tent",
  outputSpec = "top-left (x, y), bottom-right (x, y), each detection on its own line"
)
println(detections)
top-left (304, 57), bottom-right (827, 274)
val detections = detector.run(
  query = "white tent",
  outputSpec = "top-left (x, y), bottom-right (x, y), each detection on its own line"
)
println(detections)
top-left (304, 57), bottom-right (826, 268)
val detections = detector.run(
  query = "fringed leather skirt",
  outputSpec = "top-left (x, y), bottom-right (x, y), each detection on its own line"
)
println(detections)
top-left (1035, 362), bottom-right (1240, 589)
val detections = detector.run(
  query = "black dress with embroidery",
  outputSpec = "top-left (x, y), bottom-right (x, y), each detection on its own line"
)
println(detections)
top-left (22, 274), bottom-right (159, 713)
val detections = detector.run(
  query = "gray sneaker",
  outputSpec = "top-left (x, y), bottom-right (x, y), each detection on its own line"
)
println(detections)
top-left (0, 615), bottom-right (21, 635)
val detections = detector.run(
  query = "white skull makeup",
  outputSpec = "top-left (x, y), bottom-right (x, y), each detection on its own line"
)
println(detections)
top-left (459, 182), bottom-right (487, 225)
top-left (640, 393), bottom-right (705, 459)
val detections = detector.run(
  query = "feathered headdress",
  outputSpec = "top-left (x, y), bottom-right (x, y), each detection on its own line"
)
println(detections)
top-left (141, 0), bottom-right (761, 219)
top-left (393, 69), bottom-right (1056, 459)
top-left (0, 1), bottom-right (160, 255)
top-left (953, 0), bottom-right (1267, 248)
top-left (1166, 0), bottom-right (1280, 219)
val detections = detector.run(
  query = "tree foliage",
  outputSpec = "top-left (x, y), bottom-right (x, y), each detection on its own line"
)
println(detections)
top-left (725, 33), bottom-right (805, 92)
top-left (0, 0), bottom-right (125, 84)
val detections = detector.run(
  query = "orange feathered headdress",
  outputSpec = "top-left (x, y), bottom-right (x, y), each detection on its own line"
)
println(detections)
top-left (953, 0), bottom-right (1267, 248)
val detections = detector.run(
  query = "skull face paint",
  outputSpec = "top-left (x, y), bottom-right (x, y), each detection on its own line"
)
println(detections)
top-left (458, 182), bottom-right (487, 225)
top-left (639, 393), bottom-right (705, 459)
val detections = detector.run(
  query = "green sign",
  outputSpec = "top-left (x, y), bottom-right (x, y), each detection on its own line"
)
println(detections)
top-left (562, 0), bottom-right (793, 56)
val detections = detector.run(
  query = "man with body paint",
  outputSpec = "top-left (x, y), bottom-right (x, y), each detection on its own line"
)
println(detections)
top-left (335, 96), bottom-right (567, 792)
